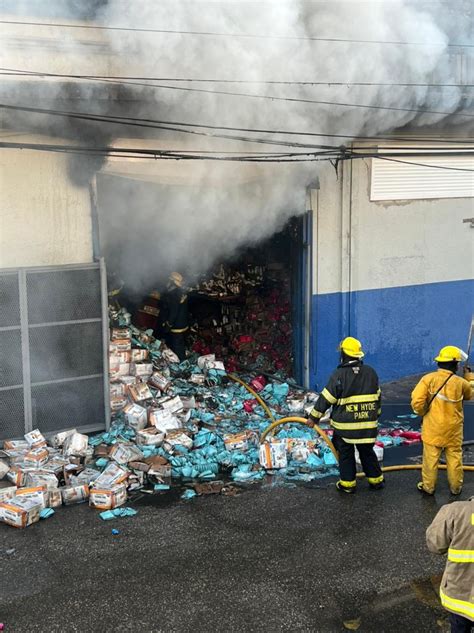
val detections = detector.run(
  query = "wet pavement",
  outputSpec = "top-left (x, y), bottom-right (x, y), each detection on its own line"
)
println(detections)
top-left (1, 462), bottom-right (473, 631)
top-left (1, 400), bottom-right (473, 632)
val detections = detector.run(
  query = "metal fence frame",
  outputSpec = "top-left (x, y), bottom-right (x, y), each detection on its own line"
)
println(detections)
top-left (0, 259), bottom-right (110, 439)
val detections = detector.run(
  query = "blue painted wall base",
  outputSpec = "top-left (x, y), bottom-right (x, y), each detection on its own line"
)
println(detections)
top-left (310, 278), bottom-right (474, 390)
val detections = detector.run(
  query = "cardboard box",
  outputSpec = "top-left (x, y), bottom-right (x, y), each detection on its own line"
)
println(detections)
top-left (131, 362), bottom-right (153, 377)
top-left (24, 447), bottom-right (49, 467)
top-left (89, 484), bottom-right (127, 510)
top-left (149, 372), bottom-right (171, 392)
top-left (259, 440), bottom-right (287, 469)
top-left (0, 484), bottom-right (17, 503)
top-left (149, 409), bottom-right (181, 433)
top-left (6, 465), bottom-right (28, 487)
top-left (111, 328), bottom-right (131, 341)
top-left (110, 383), bottom-right (126, 398)
top-left (15, 486), bottom-right (50, 510)
top-left (114, 350), bottom-right (132, 363)
top-left (109, 443), bottom-right (143, 466)
top-left (130, 349), bottom-right (149, 362)
top-left (3, 439), bottom-right (29, 450)
top-left (63, 432), bottom-right (89, 458)
top-left (63, 463), bottom-right (84, 485)
top-left (0, 496), bottom-right (42, 528)
top-left (110, 339), bottom-right (132, 352)
top-left (93, 463), bottom-right (129, 488)
top-left (48, 489), bottom-right (63, 508)
top-left (163, 430), bottom-right (193, 451)
top-left (61, 484), bottom-right (89, 505)
top-left (69, 468), bottom-right (101, 486)
top-left (24, 429), bottom-right (47, 449)
top-left (50, 429), bottom-right (77, 449)
top-left (25, 471), bottom-right (59, 489)
top-left (42, 456), bottom-right (68, 476)
top-left (135, 427), bottom-right (165, 447)
top-left (224, 432), bottom-right (248, 452)
top-left (128, 382), bottom-right (153, 402)
top-left (124, 403), bottom-right (148, 431)
top-left (145, 456), bottom-right (171, 482)
top-left (0, 459), bottom-right (9, 479)
top-left (159, 395), bottom-right (184, 414)
top-left (110, 396), bottom-right (128, 412)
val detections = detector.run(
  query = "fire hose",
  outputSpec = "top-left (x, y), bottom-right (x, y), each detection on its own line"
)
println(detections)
top-left (229, 374), bottom-right (474, 475)
top-left (259, 416), bottom-right (474, 476)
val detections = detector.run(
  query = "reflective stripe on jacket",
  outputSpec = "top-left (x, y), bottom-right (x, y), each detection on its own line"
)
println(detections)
top-left (309, 360), bottom-right (381, 444)
top-left (411, 370), bottom-right (472, 447)
top-left (426, 498), bottom-right (474, 621)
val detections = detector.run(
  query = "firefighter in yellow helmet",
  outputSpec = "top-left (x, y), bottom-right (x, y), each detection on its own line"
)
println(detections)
top-left (307, 336), bottom-right (384, 493)
top-left (161, 272), bottom-right (189, 361)
top-left (411, 346), bottom-right (472, 496)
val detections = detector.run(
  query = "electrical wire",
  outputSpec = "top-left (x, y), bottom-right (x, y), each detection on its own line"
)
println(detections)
top-left (1, 141), bottom-right (473, 171)
top-left (0, 140), bottom-right (344, 162)
top-left (2, 102), bottom-right (473, 151)
top-left (1, 70), bottom-right (471, 88)
top-left (0, 19), bottom-right (472, 48)
top-left (1, 68), bottom-right (472, 118)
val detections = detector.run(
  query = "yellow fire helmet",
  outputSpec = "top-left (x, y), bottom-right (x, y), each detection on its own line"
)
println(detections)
top-left (434, 346), bottom-right (468, 363)
top-left (339, 336), bottom-right (365, 359)
top-left (169, 272), bottom-right (184, 287)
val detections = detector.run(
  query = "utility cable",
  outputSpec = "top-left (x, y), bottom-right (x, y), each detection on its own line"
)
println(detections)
top-left (1, 19), bottom-right (472, 47)
top-left (1, 67), bottom-right (472, 118)
top-left (2, 102), bottom-right (473, 150)
top-left (1, 70), bottom-right (471, 88)
top-left (1, 141), bottom-right (473, 171)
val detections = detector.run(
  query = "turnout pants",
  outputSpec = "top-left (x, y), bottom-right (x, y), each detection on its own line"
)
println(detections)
top-left (421, 443), bottom-right (463, 494)
top-left (333, 434), bottom-right (383, 489)
top-left (449, 613), bottom-right (473, 633)
top-left (166, 332), bottom-right (187, 361)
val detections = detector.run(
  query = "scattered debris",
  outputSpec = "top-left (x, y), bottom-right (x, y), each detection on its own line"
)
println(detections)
top-left (0, 305), bottom-right (420, 529)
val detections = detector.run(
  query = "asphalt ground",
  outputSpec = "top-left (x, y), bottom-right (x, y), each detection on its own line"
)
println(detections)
top-left (1, 403), bottom-right (473, 633)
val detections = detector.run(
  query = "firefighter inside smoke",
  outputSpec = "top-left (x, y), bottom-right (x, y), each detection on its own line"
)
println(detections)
top-left (161, 272), bottom-right (190, 361)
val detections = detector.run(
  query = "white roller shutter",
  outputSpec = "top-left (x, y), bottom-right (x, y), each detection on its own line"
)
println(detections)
top-left (370, 150), bottom-right (474, 201)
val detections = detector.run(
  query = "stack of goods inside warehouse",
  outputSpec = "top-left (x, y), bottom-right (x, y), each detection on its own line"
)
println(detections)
top-left (187, 228), bottom-right (294, 377)
top-left (133, 223), bottom-right (297, 379)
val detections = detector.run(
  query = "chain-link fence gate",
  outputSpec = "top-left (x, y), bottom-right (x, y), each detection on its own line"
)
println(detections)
top-left (0, 260), bottom-right (110, 441)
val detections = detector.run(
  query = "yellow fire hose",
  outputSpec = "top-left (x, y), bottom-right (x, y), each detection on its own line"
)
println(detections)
top-left (259, 416), bottom-right (474, 475)
top-left (227, 374), bottom-right (276, 423)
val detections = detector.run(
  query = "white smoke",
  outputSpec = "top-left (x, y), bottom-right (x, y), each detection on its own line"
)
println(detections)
top-left (1, 0), bottom-right (472, 291)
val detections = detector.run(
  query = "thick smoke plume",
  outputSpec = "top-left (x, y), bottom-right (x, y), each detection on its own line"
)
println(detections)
top-left (1, 0), bottom-right (472, 294)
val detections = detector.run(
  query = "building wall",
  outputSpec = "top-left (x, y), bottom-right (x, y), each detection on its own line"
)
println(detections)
top-left (0, 146), bottom-right (93, 268)
top-left (310, 156), bottom-right (474, 389)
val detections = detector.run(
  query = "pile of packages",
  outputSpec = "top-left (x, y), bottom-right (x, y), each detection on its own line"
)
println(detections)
top-left (0, 305), bottom-right (421, 529)
top-left (190, 263), bottom-right (293, 375)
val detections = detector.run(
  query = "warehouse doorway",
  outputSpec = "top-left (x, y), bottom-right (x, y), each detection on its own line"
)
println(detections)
top-left (95, 173), bottom-right (311, 385)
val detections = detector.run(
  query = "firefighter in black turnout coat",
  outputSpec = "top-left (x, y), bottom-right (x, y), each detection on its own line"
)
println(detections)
top-left (308, 337), bottom-right (384, 493)
top-left (161, 272), bottom-right (189, 361)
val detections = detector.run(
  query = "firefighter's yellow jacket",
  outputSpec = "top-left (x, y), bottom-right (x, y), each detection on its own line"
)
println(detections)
top-left (411, 369), bottom-right (472, 447)
top-left (426, 497), bottom-right (474, 621)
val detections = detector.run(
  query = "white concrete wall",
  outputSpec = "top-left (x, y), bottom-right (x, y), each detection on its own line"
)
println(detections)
top-left (0, 145), bottom-right (93, 268)
top-left (313, 153), bottom-right (474, 295)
